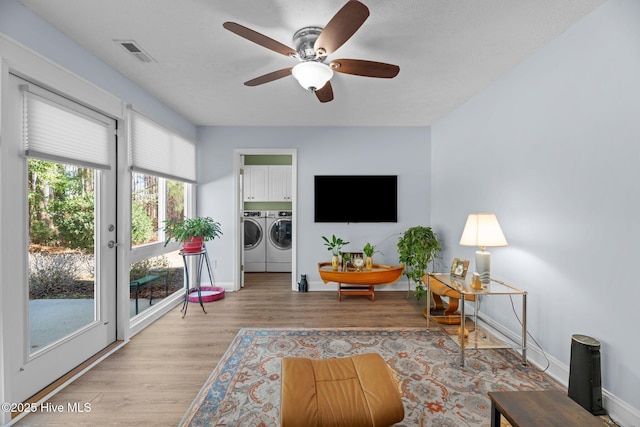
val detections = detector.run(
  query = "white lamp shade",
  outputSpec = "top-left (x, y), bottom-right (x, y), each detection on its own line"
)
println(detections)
top-left (292, 61), bottom-right (333, 91)
top-left (459, 213), bottom-right (508, 248)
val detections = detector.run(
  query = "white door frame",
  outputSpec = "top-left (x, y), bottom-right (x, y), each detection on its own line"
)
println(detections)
top-left (233, 149), bottom-right (297, 291)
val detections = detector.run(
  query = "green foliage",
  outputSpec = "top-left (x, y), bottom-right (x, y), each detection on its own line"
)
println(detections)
top-left (166, 181), bottom-right (185, 222)
top-left (129, 255), bottom-right (170, 281)
top-left (131, 202), bottom-right (154, 245)
top-left (397, 226), bottom-right (441, 300)
top-left (52, 193), bottom-right (95, 253)
top-left (31, 219), bottom-right (58, 246)
top-left (163, 216), bottom-right (222, 246)
top-left (321, 235), bottom-right (350, 256)
top-left (28, 159), bottom-right (96, 252)
top-left (363, 242), bottom-right (382, 257)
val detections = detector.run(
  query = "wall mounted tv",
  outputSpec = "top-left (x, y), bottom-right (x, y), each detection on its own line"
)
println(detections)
top-left (314, 175), bottom-right (398, 223)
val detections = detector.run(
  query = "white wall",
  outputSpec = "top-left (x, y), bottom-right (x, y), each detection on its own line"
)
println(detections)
top-left (431, 0), bottom-right (640, 423)
top-left (196, 126), bottom-right (431, 290)
top-left (0, 0), bottom-right (195, 140)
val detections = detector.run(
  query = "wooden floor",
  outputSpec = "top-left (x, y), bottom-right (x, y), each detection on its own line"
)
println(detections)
top-left (15, 273), bottom-right (431, 426)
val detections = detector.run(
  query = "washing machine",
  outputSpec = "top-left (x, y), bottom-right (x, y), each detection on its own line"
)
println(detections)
top-left (266, 210), bottom-right (292, 272)
top-left (244, 211), bottom-right (267, 272)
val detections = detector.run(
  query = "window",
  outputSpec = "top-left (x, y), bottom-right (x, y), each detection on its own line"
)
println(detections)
top-left (128, 109), bottom-right (195, 317)
top-left (131, 173), bottom-right (185, 247)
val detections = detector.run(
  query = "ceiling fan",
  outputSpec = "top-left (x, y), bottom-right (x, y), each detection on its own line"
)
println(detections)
top-left (223, 0), bottom-right (400, 103)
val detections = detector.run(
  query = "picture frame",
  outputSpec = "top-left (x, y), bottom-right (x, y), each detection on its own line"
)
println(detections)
top-left (450, 258), bottom-right (470, 279)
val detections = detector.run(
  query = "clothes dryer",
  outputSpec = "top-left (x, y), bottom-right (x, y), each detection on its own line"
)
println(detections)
top-left (244, 211), bottom-right (267, 272)
top-left (266, 211), bottom-right (292, 272)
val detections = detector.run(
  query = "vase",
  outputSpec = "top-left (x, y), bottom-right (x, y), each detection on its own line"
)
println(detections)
top-left (182, 236), bottom-right (204, 253)
top-left (331, 255), bottom-right (339, 271)
top-left (365, 256), bottom-right (373, 271)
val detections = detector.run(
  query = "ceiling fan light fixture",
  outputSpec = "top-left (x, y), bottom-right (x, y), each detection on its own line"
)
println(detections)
top-left (292, 61), bottom-right (333, 91)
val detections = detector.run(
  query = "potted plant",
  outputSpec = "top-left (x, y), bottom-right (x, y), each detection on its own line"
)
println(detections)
top-left (164, 216), bottom-right (222, 253)
top-left (397, 226), bottom-right (441, 300)
top-left (362, 242), bottom-right (382, 271)
top-left (322, 235), bottom-right (349, 270)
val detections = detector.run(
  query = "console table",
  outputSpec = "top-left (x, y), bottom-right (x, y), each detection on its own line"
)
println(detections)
top-left (318, 263), bottom-right (404, 301)
top-left (425, 273), bottom-right (527, 367)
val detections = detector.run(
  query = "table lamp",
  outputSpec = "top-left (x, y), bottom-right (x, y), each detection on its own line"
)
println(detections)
top-left (459, 213), bottom-right (508, 284)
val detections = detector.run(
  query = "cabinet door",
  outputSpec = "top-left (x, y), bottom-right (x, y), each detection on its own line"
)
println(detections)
top-left (244, 166), bottom-right (268, 201)
top-left (268, 165), bottom-right (292, 201)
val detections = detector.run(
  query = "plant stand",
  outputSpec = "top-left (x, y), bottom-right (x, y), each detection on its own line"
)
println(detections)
top-left (180, 247), bottom-right (215, 318)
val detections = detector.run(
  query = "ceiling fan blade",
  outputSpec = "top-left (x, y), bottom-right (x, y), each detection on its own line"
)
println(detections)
top-left (223, 22), bottom-right (296, 57)
top-left (315, 81), bottom-right (334, 103)
top-left (314, 1), bottom-right (369, 57)
top-left (244, 68), bottom-right (293, 86)
top-left (330, 59), bottom-right (400, 78)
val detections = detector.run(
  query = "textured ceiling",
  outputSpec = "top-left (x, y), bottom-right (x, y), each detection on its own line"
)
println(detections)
top-left (18, 0), bottom-right (606, 126)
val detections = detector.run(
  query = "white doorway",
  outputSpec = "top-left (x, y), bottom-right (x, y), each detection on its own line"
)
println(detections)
top-left (234, 149), bottom-right (297, 291)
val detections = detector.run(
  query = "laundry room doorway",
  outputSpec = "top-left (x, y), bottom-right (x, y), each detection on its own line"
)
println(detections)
top-left (234, 149), bottom-right (297, 292)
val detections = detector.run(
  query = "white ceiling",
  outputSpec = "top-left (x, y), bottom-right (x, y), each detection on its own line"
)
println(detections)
top-left (18, 0), bottom-right (606, 127)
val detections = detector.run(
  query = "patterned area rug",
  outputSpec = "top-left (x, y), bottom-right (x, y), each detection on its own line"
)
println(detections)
top-left (180, 328), bottom-right (563, 427)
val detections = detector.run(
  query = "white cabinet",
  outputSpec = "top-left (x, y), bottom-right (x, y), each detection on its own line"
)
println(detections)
top-left (244, 165), bottom-right (292, 202)
top-left (268, 165), bottom-right (292, 201)
top-left (243, 165), bottom-right (268, 201)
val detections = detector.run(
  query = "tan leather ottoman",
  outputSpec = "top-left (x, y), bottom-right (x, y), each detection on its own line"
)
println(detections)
top-left (281, 353), bottom-right (404, 427)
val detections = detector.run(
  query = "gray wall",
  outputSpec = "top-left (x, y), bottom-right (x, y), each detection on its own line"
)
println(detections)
top-left (197, 126), bottom-right (431, 289)
top-left (431, 0), bottom-right (639, 415)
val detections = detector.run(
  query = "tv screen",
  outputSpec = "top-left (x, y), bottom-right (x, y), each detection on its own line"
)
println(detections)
top-left (314, 175), bottom-right (398, 223)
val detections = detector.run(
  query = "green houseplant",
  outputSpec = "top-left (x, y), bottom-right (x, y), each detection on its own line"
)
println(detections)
top-left (363, 242), bottom-right (382, 271)
top-left (164, 216), bottom-right (222, 253)
top-left (322, 235), bottom-right (349, 270)
top-left (397, 226), bottom-right (441, 300)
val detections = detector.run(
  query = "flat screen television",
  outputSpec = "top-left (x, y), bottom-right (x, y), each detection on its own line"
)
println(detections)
top-left (314, 175), bottom-right (398, 223)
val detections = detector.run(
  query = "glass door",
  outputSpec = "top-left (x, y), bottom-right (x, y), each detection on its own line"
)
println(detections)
top-left (5, 75), bottom-right (117, 403)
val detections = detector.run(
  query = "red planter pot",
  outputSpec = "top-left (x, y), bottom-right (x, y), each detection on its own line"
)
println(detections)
top-left (182, 236), bottom-right (205, 253)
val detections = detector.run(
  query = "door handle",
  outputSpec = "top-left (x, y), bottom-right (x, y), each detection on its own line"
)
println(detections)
top-left (107, 240), bottom-right (120, 249)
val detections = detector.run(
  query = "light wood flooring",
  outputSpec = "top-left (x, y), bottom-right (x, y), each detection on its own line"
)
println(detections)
top-left (15, 273), bottom-right (431, 426)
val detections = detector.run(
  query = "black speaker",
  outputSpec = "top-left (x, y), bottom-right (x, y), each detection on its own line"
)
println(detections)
top-left (568, 334), bottom-right (606, 415)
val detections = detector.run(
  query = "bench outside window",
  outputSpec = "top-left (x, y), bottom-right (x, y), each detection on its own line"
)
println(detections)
top-left (129, 269), bottom-right (169, 315)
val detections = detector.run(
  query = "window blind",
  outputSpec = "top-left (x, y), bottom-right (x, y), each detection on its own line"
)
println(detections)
top-left (22, 86), bottom-right (113, 170)
top-left (129, 110), bottom-right (196, 183)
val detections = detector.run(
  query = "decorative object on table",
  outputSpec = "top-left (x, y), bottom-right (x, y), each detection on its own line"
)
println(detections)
top-left (163, 216), bottom-right (222, 253)
top-left (297, 274), bottom-right (308, 292)
top-left (341, 251), bottom-right (352, 270)
top-left (343, 251), bottom-right (364, 271)
top-left (180, 327), bottom-right (564, 426)
top-left (397, 225), bottom-right (441, 300)
top-left (459, 213), bottom-right (507, 284)
top-left (363, 242), bottom-right (382, 271)
top-left (352, 254), bottom-right (365, 271)
top-left (470, 272), bottom-right (483, 290)
top-left (321, 234), bottom-right (350, 271)
top-left (450, 258), bottom-right (469, 280)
